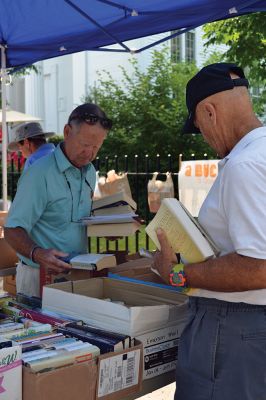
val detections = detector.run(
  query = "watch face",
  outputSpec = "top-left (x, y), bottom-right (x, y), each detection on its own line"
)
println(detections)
top-left (170, 266), bottom-right (186, 287)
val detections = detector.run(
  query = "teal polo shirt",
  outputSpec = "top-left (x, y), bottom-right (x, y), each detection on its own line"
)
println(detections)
top-left (5, 143), bottom-right (96, 268)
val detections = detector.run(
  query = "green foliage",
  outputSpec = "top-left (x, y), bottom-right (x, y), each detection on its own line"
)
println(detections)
top-left (10, 64), bottom-right (39, 78)
top-left (203, 12), bottom-right (266, 114)
top-left (85, 48), bottom-right (216, 167)
top-left (48, 135), bottom-right (63, 146)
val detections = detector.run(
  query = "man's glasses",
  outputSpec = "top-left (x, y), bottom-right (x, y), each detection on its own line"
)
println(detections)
top-left (64, 172), bottom-right (93, 223)
top-left (68, 113), bottom-right (112, 130)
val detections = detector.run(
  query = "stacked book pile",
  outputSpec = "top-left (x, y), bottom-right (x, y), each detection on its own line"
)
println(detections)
top-left (81, 191), bottom-right (142, 237)
top-left (0, 294), bottom-right (132, 374)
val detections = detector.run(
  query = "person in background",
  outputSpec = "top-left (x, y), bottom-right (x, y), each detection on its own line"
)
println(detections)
top-left (8, 122), bottom-right (55, 170)
top-left (153, 63), bottom-right (266, 400)
top-left (4, 103), bottom-right (112, 297)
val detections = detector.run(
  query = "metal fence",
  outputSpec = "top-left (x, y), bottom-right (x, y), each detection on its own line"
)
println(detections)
top-left (3, 152), bottom-right (209, 254)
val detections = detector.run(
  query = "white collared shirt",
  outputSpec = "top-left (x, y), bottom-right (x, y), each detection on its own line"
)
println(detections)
top-left (190, 126), bottom-right (266, 304)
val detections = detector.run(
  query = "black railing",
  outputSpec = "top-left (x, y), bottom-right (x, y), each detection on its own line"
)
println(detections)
top-left (2, 152), bottom-right (210, 254)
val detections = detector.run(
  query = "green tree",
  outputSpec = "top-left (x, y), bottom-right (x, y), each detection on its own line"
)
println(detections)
top-left (203, 12), bottom-right (266, 114)
top-left (85, 48), bottom-right (216, 168)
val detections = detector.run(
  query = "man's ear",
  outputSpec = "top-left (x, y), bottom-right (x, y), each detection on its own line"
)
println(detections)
top-left (63, 124), bottom-right (70, 139)
top-left (204, 102), bottom-right (217, 125)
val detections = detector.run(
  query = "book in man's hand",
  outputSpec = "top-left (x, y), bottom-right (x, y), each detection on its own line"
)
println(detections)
top-left (93, 204), bottom-right (134, 217)
top-left (60, 253), bottom-right (117, 271)
top-left (82, 213), bottom-right (138, 225)
top-left (145, 198), bottom-right (220, 263)
top-left (92, 191), bottom-right (137, 213)
top-left (83, 192), bottom-right (141, 237)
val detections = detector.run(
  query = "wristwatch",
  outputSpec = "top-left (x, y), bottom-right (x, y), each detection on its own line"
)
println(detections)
top-left (169, 263), bottom-right (188, 288)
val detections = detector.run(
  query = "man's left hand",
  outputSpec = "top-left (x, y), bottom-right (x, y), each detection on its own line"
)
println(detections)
top-left (153, 228), bottom-right (178, 284)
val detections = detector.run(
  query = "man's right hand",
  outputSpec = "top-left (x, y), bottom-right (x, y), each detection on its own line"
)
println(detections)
top-left (33, 247), bottom-right (72, 274)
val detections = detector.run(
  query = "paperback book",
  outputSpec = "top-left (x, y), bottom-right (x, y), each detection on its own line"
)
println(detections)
top-left (57, 325), bottom-right (126, 354)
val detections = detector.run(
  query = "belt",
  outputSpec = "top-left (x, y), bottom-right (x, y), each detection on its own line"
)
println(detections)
top-left (189, 296), bottom-right (266, 312)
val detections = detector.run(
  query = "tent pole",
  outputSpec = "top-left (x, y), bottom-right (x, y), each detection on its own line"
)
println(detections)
top-left (1, 45), bottom-right (8, 211)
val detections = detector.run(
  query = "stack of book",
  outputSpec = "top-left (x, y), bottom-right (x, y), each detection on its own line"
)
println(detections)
top-left (57, 322), bottom-right (131, 354)
top-left (82, 192), bottom-right (142, 237)
top-left (0, 299), bottom-right (133, 374)
top-left (21, 334), bottom-right (100, 372)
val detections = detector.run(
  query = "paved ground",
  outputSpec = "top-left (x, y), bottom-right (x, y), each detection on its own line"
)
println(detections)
top-left (137, 383), bottom-right (175, 399)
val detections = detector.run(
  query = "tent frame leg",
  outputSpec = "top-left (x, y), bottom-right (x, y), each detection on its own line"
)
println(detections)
top-left (0, 45), bottom-right (8, 211)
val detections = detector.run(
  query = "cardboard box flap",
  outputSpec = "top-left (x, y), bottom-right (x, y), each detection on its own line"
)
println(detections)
top-left (112, 258), bottom-right (153, 273)
top-left (43, 286), bottom-right (131, 322)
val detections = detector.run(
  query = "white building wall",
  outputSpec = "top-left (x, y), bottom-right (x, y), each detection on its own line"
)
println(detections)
top-left (10, 29), bottom-right (225, 134)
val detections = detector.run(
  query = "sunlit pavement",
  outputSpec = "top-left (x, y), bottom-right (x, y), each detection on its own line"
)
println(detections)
top-left (137, 383), bottom-right (175, 399)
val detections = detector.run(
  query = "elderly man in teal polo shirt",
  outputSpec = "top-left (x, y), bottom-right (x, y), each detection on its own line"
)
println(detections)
top-left (4, 103), bottom-right (112, 297)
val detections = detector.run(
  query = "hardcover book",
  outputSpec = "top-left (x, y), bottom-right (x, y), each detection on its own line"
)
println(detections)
top-left (92, 191), bottom-right (137, 212)
top-left (57, 326), bottom-right (125, 354)
top-left (145, 198), bottom-right (220, 263)
top-left (93, 204), bottom-right (135, 216)
top-left (67, 323), bottom-right (131, 349)
top-left (86, 221), bottom-right (141, 238)
top-left (62, 253), bottom-right (117, 271)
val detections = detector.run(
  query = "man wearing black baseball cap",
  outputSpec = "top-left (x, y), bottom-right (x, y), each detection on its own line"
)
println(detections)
top-left (5, 103), bottom-right (111, 296)
top-left (153, 63), bottom-right (266, 399)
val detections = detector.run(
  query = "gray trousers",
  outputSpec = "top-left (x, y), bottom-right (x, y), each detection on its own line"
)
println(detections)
top-left (16, 261), bottom-right (40, 297)
top-left (175, 296), bottom-right (266, 400)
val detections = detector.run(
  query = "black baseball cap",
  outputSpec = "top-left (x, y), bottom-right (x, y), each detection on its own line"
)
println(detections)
top-left (183, 63), bottom-right (249, 134)
top-left (68, 103), bottom-right (112, 130)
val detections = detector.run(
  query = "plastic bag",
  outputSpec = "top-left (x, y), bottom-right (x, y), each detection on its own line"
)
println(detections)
top-left (148, 172), bottom-right (174, 213)
top-left (93, 171), bottom-right (103, 200)
top-left (98, 170), bottom-right (132, 198)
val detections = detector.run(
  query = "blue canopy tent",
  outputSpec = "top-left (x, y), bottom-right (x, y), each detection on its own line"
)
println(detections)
top-left (1, 0), bottom-right (265, 208)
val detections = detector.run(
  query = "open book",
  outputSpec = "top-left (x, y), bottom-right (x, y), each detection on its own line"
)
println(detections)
top-left (62, 253), bottom-right (117, 271)
top-left (145, 198), bottom-right (220, 263)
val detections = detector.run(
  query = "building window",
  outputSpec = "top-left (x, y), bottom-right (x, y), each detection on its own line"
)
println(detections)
top-left (171, 31), bottom-right (182, 63)
top-left (185, 31), bottom-right (195, 62)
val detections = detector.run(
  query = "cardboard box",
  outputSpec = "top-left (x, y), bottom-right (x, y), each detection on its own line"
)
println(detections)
top-left (3, 275), bottom-right (17, 296)
top-left (96, 340), bottom-right (142, 400)
top-left (0, 211), bottom-right (18, 270)
top-left (23, 361), bottom-right (97, 400)
top-left (136, 324), bottom-right (187, 380)
top-left (51, 268), bottom-right (107, 284)
top-left (0, 345), bottom-right (22, 400)
top-left (23, 341), bottom-right (142, 400)
top-left (42, 278), bottom-right (188, 336)
top-left (0, 237), bottom-right (18, 269)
